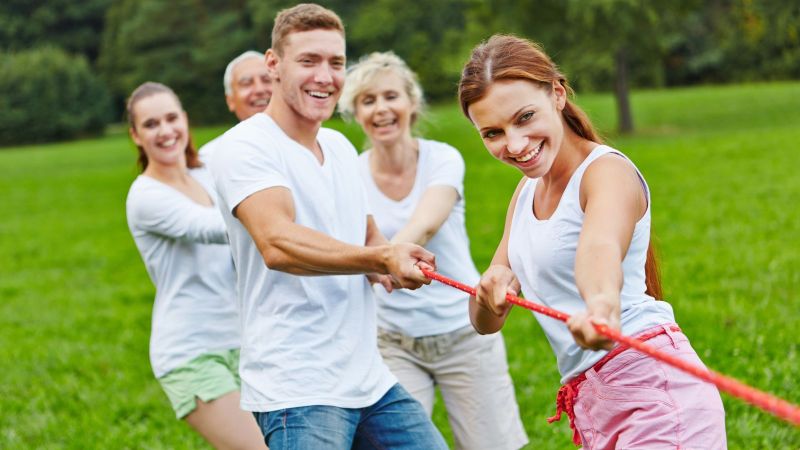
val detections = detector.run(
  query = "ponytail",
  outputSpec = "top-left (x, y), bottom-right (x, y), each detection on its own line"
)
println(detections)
top-left (644, 240), bottom-right (663, 300)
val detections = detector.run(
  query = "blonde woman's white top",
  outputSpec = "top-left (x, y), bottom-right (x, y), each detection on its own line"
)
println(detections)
top-left (359, 139), bottom-right (478, 337)
top-left (126, 166), bottom-right (240, 378)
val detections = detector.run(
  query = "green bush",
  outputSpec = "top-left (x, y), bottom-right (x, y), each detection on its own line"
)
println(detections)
top-left (0, 46), bottom-right (111, 145)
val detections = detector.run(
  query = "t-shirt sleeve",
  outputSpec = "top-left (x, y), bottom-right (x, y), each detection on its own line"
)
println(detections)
top-left (197, 137), bottom-right (217, 166)
top-left (425, 142), bottom-right (465, 199)
top-left (127, 183), bottom-right (228, 244)
top-left (211, 134), bottom-right (290, 215)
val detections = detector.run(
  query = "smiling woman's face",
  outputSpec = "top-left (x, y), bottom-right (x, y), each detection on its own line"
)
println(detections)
top-left (354, 70), bottom-right (416, 146)
top-left (468, 79), bottom-right (566, 178)
top-left (130, 92), bottom-right (189, 169)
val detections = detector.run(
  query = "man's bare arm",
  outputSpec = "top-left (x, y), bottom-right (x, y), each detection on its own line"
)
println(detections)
top-left (236, 187), bottom-right (433, 287)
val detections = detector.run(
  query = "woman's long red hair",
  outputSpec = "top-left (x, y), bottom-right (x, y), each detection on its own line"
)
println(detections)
top-left (458, 34), bottom-right (662, 299)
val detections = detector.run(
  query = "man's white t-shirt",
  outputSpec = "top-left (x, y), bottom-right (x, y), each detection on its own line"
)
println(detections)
top-left (210, 113), bottom-right (396, 412)
top-left (125, 167), bottom-right (241, 378)
top-left (198, 135), bottom-right (222, 165)
top-left (359, 139), bottom-right (479, 337)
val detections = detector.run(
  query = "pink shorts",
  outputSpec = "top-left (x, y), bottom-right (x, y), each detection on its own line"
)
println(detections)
top-left (555, 324), bottom-right (727, 449)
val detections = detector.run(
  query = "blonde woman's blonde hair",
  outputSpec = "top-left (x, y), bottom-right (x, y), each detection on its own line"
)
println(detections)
top-left (338, 51), bottom-right (425, 125)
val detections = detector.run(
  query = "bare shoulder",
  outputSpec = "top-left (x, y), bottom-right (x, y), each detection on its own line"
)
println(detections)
top-left (583, 152), bottom-right (641, 191)
top-left (580, 151), bottom-right (646, 215)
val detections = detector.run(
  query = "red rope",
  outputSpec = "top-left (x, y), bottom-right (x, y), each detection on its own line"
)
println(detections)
top-left (420, 268), bottom-right (800, 427)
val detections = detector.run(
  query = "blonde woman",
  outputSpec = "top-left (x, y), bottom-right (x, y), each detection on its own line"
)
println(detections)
top-left (339, 52), bottom-right (528, 450)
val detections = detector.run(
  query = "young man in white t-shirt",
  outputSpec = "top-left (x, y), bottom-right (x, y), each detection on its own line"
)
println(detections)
top-left (209, 4), bottom-right (447, 449)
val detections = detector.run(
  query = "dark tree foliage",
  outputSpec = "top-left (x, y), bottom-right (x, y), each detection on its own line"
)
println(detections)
top-left (665, 0), bottom-right (800, 85)
top-left (2, 0), bottom-right (800, 140)
top-left (345, 0), bottom-right (472, 102)
top-left (98, 0), bottom-right (259, 124)
top-left (0, 47), bottom-right (111, 145)
top-left (0, 0), bottom-right (113, 63)
top-left (461, 0), bottom-right (694, 133)
top-left (559, 0), bottom-right (679, 133)
top-left (246, 0), bottom-right (474, 102)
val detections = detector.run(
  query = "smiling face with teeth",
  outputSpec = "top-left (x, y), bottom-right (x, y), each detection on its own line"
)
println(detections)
top-left (226, 56), bottom-right (272, 121)
top-left (467, 79), bottom-right (568, 179)
top-left (353, 70), bottom-right (418, 146)
top-left (266, 29), bottom-right (346, 128)
top-left (129, 92), bottom-right (190, 169)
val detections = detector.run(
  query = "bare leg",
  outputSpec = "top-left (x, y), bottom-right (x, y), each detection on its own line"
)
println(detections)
top-left (184, 391), bottom-right (267, 450)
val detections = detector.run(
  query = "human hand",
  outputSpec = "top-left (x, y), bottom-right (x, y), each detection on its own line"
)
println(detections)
top-left (385, 243), bottom-right (435, 289)
top-left (473, 264), bottom-right (518, 317)
top-left (366, 272), bottom-right (394, 293)
top-left (566, 295), bottom-right (620, 350)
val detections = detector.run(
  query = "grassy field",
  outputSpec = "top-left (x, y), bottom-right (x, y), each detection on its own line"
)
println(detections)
top-left (1, 82), bottom-right (799, 449)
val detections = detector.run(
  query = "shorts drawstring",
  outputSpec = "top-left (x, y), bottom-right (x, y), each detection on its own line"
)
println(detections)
top-left (548, 376), bottom-right (584, 446)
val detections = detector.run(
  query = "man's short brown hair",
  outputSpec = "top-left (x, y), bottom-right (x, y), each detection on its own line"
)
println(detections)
top-left (271, 3), bottom-right (345, 56)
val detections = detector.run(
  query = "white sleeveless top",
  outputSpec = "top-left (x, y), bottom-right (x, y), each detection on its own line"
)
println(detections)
top-left (507, 145), bottom-right (675, 383)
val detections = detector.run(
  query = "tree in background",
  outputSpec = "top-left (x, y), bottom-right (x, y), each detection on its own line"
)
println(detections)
top-left (98, 0), bottom-right (258, 124)
top-left (345, 0), bottom-right (472, 101)
top-left (0, 0), bottom-right (114, 145)
top-left (457, 0), bottom-right (653, 133)
top-left (0, 0), bottom-right (113, 63)
top-left (548, 1), bottom-right (693, 134)
top-left (2, 0), bottom-right (800, 143)
top-left (0, 47), bottom-right (110, 145)
top-left (663, 0), bottom-right (800, 85)
top-left (245, 0), bottom-right (473, 102)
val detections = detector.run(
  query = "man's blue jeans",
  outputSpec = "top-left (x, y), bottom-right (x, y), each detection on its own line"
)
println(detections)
top-left (254, 383), bottom-right (448, 449)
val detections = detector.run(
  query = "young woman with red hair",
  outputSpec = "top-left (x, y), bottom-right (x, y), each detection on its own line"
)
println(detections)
top-left (459, 35), bottom-right (727, 449)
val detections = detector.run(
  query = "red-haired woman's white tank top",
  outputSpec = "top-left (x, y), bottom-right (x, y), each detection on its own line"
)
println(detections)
top-left (507, 145), bottom-right (675, 383)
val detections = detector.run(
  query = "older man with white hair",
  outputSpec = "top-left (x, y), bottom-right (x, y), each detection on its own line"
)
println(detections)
top-left (200, 50), bottom-right (272, 161)
top-left (224, 50), bottom-right (272, 121)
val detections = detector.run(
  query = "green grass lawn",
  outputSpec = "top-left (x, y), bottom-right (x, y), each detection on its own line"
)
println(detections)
top-left (1, 82), bottom-right (799, 448)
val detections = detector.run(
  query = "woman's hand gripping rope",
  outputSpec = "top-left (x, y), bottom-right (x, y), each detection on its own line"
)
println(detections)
top-left (420, 268), bottom-right (800, 427)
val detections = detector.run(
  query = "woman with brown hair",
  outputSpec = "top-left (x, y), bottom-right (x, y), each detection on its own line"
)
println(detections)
top-left (125, 82), bottom-right (265, 449)
top-left (459, 36), bottom-right (726, 449)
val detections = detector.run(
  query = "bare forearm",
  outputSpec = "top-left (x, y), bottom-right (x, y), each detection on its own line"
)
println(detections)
top-left (261, 221), bottom-right (389, 275)
top-left (391, 186), bottom-right (457, 246)
top-left (390, 223), bottom-right (435, 246)
top-left (570, 242), bottom-right (624, 349)
top-left (237, 188), bottom-right (432, 288)
top-left (469, 297), bottom-right (508, 334)
top-left (575, 242), bottom-right (623, 311)
top-left (365, 216), bottom-right (390, 247)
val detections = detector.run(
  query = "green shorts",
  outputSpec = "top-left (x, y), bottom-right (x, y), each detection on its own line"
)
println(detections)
top-left (157, 348), bottom-right (241, 419)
